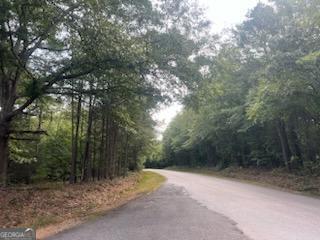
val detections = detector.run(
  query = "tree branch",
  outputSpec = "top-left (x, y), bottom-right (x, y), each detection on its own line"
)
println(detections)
top-left (10, 130), bottom-right (48, 135)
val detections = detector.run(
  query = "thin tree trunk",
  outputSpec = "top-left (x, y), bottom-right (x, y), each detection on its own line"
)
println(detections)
top-left (288, 124), bottom-right (303, 167)
top-left (99, 111), bottom-right (106, 180)
top-left (305, 122), bottom-right (317, 163)
top-left (108, 122), bottom-right (118, 179)
top-left (105, 114), bottom-right (111, 179)
top-left (117, 132), bottom-right (122, 177)
top-left (123, 132), bottom-right (129, 177)
top-left (109, 123), bottom-right (116, 179)
top-left (35, 104), bottom-right (43, 160)
top-left (206, 143), bottom-right (216, 167)
top-left (83, 95), bottom-right (94, 182)
top-left (113, 126), bottom-right (118, 178)
top-left (79, 106), bottom-right (85, 176)
top-left (70, 92), bottom-right (75, 183)
top-left (70, 93), bottom-right (82, 184)
top-left (70, 91), bottom-right (75, 183)
top-left (276, 119), bottom-right (292, 171)
top-left (92, 117), bottom-right (97, 181)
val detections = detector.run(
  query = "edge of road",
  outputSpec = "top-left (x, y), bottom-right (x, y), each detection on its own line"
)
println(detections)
top-left (159, 168), bottom-right (320, 200)
top-left (37, 171), bottom-right (166, 240)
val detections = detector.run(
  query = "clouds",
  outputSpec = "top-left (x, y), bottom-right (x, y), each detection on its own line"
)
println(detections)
top-left (198, 0), bottom-right (265, 33)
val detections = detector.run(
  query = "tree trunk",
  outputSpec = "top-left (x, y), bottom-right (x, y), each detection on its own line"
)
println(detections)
top-left (82, 95), bottom-right (94, 182)
top-left (70, 91), bottom-right (75, 183)
top-left (0, 123), bottom-right (9, 187)
top-left (276, 120), bottom-right (292, 171)
top-left (123, 132), bottom-right (129, 177)
top-left (70, 93), bottom-right (82, 184)
top-left (105, 114), bottom-right (111, 179)
top-left (117, 134), bottom-right (122, 177)
top-left (288, 124), bottom-right (303, 167)
top-left (99, 111), bottom-right (106, 180)
top-left (206, 143), bottom-right (216, 167)
top-left (92, 118), bottom-right (97, 181)
top-left (110, 124), bottom-right (118, 179)
top-left (305, 123), bottom-right (317, 163)
top-left (0, 72), bottom-right (18, 187)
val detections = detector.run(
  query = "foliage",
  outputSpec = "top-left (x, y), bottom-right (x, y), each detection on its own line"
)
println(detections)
top-left (0, 0), bottom-right (211, 185)
top-left (161, 0), bottom-right (320, 174)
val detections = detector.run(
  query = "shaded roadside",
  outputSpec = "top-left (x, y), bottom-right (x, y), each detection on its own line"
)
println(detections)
top-left (0, 172), bottom-right (165, 239)
top-left (166, 167), bottom-right (320, 197)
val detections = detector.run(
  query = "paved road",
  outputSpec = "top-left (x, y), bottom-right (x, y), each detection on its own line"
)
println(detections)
top-left (48, 170), bottom-right (320, 240)
top-left (150, 170), bottom-right (320, 240)
top-left (48, 183), bottom-right (248, 240)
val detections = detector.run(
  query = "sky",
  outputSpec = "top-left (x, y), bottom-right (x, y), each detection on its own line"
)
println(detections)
top-left (198, 0), bottom-right (266, 33)
top-left (152, 0), bottom-right (265, 138)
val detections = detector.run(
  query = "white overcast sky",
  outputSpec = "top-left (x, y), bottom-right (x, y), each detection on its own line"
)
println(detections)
top-left (152, 0), bottom-right (266, 138)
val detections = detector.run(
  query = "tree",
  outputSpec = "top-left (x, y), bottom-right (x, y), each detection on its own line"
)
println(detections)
top-left (161, 0), bottom-right (320, 174)
top-left (0, 0), bottom-right (212, 185)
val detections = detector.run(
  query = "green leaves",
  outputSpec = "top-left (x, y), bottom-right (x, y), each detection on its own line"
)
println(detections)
top-left (161, 0), bottom-right (320, 171)
top-left (298, 51), bottom-right (320, 64)
top-left (23, 78), bottom-right (42, 98)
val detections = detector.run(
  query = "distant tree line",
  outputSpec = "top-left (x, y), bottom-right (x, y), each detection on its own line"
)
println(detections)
top-left (156, 0), bottom-right (320, 174)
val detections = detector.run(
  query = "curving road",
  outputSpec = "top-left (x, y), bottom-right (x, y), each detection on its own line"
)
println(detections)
top-left (48, 170), bottom-right (320, 240)
top-left (150, 170), bottom-right (320, 240)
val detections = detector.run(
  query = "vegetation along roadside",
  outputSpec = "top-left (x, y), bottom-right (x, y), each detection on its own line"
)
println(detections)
top-left (0, 171), bottom-right (165, 239)
top-left (166, 167), bottom-right (320, 197)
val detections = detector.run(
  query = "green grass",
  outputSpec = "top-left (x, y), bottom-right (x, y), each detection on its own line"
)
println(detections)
top-left (32, 215), bottom-right (59, 228)
top-left (166, 166), bottom-right (219, 176)
top-left (135, 171), bottom-right (166, 193)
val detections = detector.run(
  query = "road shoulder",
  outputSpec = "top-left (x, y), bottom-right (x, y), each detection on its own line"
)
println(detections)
top-left (166, 167), bottom-right (320, 198)
top-left (48, 184), bottom-right (250, 240)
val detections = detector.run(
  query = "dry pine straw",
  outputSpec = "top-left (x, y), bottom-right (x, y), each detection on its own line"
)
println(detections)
top-left (0, 173), bottom-right (141, 229)
top-left (185, 167), bottom-right (320, 196)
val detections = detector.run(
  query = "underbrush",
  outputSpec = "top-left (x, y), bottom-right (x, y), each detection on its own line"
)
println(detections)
top-left (0, 171), bottom-right (165, 232)
top-left (168, 166), bottom-right (320, 196)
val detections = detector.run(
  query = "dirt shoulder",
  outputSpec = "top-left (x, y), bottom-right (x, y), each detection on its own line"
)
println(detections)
top-left (167, 167), bottom-right (320, 197)
top-left (0, 171), bottom-right (165, 239)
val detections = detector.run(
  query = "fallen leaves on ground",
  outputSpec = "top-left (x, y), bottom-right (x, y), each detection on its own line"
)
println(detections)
top-left (219, 167), bottom-right (320, 195)
top-left (177, 167), bottom-right (320, 196)
top-left (0, 173), bottom-right (140, 229)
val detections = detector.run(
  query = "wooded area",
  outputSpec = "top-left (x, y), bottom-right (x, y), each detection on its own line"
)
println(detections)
top-left (2, 0), bottom-right (320, 187)
top-left (0, 0), bottom-right (210, 186)
top-left (148, 0), bottom-right (320, 175)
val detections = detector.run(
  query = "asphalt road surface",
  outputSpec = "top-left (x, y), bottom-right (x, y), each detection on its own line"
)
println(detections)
top-left (48, 170), bottom-right (320, 240)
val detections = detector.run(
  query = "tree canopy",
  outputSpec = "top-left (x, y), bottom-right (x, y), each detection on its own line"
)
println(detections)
top-left (2, 0), bottom-right (320, 185)
top-left (159, 0), bottom-right (320, 174)
top-left (0, 0), bottom-right (211, 185)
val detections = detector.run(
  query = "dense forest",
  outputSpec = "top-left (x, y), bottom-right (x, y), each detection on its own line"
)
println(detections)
top-left (147, 0), bottom-right (320, 175)
top-left (1, 0), bottom-right (320, 187)
top-left (0, 0), bottom-right (211, 186)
